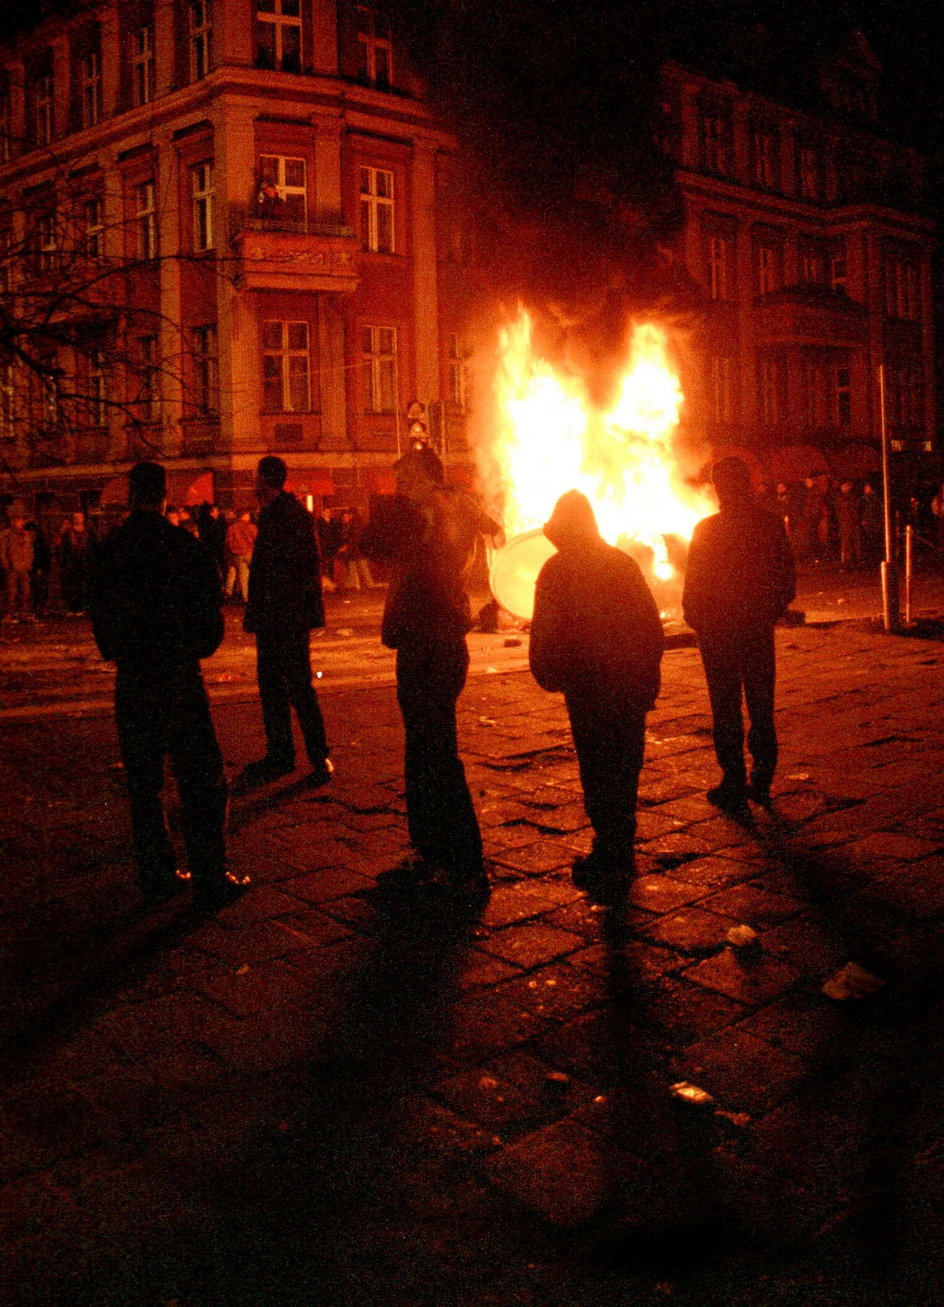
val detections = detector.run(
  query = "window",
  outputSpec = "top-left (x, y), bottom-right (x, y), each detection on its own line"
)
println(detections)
top-left (356, 6), bottom-right (392, 88)
top-left (192, 161), bottom-right (214, 251)
top-left (700, 106), bottom-right (732, 175)
top-left (0, 362), bottom-right (15, 441)
top-left (749, 126), bottom-right (778, 190)
top-left (257, 155), bottom-right (307, 226)
top-left (885, 366), bottom-right (923, 433)
top-left (189, 0), bottom-right (212, 82)
top-left (706, 354), bottom-right (734, 423)
top-left (799, 239), bottom-right (828, 286)
top-left (81, 49), bottom-right (103, 128)
top-left (704, 228), bottom-right (734, 301)
top-left (37, 210), bottom-right (58, 271)
top-left (836, 366), bottom-right (852, 426)
top-left (885, 256), bottom-right (919, 320)
top-left (261, 320), bottom-right (310, 412)
top-left (132, 25), bottom-right (155, 106)
top-left (362, 325), bottom-right (397, 413)
top-left (797, 144), bottom-right (822, 200)
top-left (359, 166), bottom-right (394, 253)
top-left (88, 349), bottom-right (107, 426)
top-left (135, 180), bottom-right (157, 260)
top-left (256, 0), bottom-right (302, 73)
top-left (758, 353), bottom-right (786, 426)
top-left (83, 195), bottom-right (104, 259)
top-left (829, 250), bottom-right (847, 292)
top-left (753, 231), bottom-right (783, 297)
top-left (41, 365), bottom-right (59, 427)
top-left (0, 89), bottom-right (11, 163)
top-left (192, 324), bottom-right (218, 415)
top-left (448, 333), bottom-right (469, 410)
top-left (136, 335), bottom-right (161, 422)
top-left (32, 72), bottom-right (54, 147)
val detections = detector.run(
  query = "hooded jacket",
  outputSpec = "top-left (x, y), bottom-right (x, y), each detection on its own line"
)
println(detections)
top-left (529, 491), bottom-right (664, 709)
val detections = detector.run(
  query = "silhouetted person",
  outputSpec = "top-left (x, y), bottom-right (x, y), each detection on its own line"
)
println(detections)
top-left (530, 491), bottom-right (664, 902)
top-left (1, 509), bottom-right (34, 620)
top-left (834, 481), bottom-right (862, 570)
top-left (682, 456), bottom-right (795, 809)
top-left (242, 456), bottom-right (332, 786)
top-left (361, 445), bottom-right (499, 899)
top-left (89, 461), bottom-right (247, 909)
top-left (59, 511), bottom-right (94, 613)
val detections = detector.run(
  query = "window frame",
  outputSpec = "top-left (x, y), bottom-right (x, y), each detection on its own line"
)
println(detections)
top-left (135, 179), bottom-right (157, 260)
top-left (83, 194), bottom-right (105, 259)
top-left (362, 323), bottom-right (397, 414)
top-left (132, 23), bottom-right (156, 106)
top-left (359, 165), bottom-right (395, 254)
top-left (255, 0), bottom-right (303, 73)
top-left (33, 72), bottom-right (54, 147)
top-left (261, 319), bottom-right (311, 414)
top-left (192, 323), bottom-right (219, 417)
top-left (257, 154), bottom-right (308, 227)
top-left (80, 47), bottom-right (103, 129)
top-left (189, 0), bottom-right (213, 82)
top-left (356, 5), bottom-right (393, 87)
top-left (191, 160), bottom-right (214, 252)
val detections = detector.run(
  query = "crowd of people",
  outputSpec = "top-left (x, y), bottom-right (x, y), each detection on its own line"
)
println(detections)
top-left (761, 474), bottom-right (944, 570)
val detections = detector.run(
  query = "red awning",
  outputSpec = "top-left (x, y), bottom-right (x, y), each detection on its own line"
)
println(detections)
top-left (99, 468), bottom-right (216, 508)
top-left (284, 472), bottom-right (335, 497)
top-left (367, 470), bottom-right (397, 496)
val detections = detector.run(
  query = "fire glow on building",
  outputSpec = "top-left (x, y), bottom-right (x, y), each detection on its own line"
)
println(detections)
top-left (484, 307), bottom-right (714, 620)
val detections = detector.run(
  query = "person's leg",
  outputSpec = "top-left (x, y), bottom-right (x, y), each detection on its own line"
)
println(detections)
top-left (114, 667), bottom-right (176, 891)
top-left (699, 636), bottom-right (748, 794)
top-left (282, 628), bottom-right (330, 768)
top-left (168, 666), bottom-right (229, 888)
top-left (742, 626), bottom-right (778, 798)
top-left (396, 639), bottom-right (482, 876)
top-left (237, 559), bottom-right (250, 602)
top-left (255, 634), bottom-right (295, 767)
top-left (567, 695), bottom-right (645, 870)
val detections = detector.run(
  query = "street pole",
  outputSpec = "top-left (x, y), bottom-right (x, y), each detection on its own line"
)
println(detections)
top-left (878, 364), bottom-right (900, 633)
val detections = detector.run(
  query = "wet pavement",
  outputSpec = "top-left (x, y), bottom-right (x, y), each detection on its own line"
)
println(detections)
top-left (3, 567), bottom-right (944, 1305)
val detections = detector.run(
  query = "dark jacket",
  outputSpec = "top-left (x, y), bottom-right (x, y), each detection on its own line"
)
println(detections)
top-left (361, 487), bottom-right (498, 649)
top-left (244, 491), bottom-right (324, 634)
top-left (530, 538), bottom-right (664, 709)
top-left (90, 509), bottom-right (224, 667)
top-left (682, 502), bottom-right (795, 635)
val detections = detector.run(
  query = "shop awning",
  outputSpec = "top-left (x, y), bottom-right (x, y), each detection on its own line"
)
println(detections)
top-left (285, 472), bottom-right (335, 497)
top-left (99, 468), bottom-right (215, 507)
top-left (366, 470), bottom-right (397, 496)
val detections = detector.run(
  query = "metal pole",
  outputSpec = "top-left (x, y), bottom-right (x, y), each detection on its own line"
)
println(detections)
top-left (904, 524), bottom-right (913, 626)
top-left (878, 364), bottom-right (900, 632)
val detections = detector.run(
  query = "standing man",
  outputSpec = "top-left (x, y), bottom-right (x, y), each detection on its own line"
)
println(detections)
top-left (682, 456), bottom-right (796, 810)
top-left (530, 491), bottom-right (664, 902)
top-left (1, 508), bottom-right (35, 621)
top-left (89, 461), bottom-right (247, 909)
top-left (360, 444), bottom-right (499, 898)
top-left (243, 456), bottom-right (332, 786)
top-left (225, 508), bottom-right (257, 603)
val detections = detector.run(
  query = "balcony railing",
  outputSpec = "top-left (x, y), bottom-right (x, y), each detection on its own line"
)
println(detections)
top-left (231, 210), bottom-right (359, 293)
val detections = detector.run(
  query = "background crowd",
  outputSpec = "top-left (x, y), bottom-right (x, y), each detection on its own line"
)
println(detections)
top-left (1, 474), bottom-right (943, 624)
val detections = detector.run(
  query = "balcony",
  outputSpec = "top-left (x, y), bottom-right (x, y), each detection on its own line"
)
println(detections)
top-left (754, 286), bottom-right (868, 347)
top-left (231, 216), bottom-right (359, 294)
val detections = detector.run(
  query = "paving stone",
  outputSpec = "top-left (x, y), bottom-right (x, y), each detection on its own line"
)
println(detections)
top-left (697, 883), bottom-right (807, 927)
top-left (281, 866), bottom-right (376, 903)
top-left (634, 977), bottom-right (748, 1041)
top-left (567, 938), bottom-right (686, 982)
top-left (193, 956), bottom-right (312, 1017)
top-left (482, 877), bottom-right (581, 928)
top-left (642, 906), bottom-right (741, 954)
top-left (482, 1119), bottom-right (643, 1226)
top-left (448, 993), bottom-right (546, 1060)
top-left (666, 855), bottom-right (758, 889)
top-left (493, 964), bottom-right (606, 1022)
top-left (682, 947), bottom-right (802, 1006)
top-left (628, 874), bottom-right (706, 914)
top-left (478, 922), bottom-right (587, 970)
top-left (759, 915), bottom-right (850, 976)
top-left (534, 1009), bottom-right (668, 1084)
top-left (670, 1029), bottom-right (812, 1114)
top-left (844, 832), bottom-right (943, 863)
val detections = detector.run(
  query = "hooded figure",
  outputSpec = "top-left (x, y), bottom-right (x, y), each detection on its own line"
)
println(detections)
top-left (682, 456), bottom-right (795, 809)
top-left (530, 490), bottom-right (664, 900)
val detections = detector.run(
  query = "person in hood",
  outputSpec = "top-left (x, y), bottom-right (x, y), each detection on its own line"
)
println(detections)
top-left (682, 456), bottom-right (795, 810)
top-left (89, 460), bottom-right (246, 910)
top-left (361, 444), bottom-right (500, 900)
top-left (529, 490), bottom-right (664, 901)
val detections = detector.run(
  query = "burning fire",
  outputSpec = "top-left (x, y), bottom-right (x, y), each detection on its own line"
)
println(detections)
top-left (483, 308), bottom-right (714, 618)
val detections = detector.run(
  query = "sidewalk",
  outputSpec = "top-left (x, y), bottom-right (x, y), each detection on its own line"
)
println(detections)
top-left (3, 618), bottom-right (944, 1305)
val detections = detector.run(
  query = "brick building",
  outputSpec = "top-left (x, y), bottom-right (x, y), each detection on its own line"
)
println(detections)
top-left (0, 0), bottom-right (474, 518)
top-left (661, 30), bottom-right (937, 484)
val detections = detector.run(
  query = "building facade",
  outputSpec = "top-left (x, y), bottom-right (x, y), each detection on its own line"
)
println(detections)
top-left (0, 0), bottom-right (475, 517)
top-left (661, 35), bottom-right (936, 484)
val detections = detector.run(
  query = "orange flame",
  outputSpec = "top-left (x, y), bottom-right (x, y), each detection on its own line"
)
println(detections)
top-left (486, 309), bottom-right (711, 584)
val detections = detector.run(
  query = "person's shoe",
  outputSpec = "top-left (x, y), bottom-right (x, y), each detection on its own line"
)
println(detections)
top-left (706, 783), bottom-right (750, 812)
top-left (194, 870), bottom-right (251, 910)
top-left (241, 756), bottom-right (294, 786)
top-left (306, 757), bottom-right (334, 788)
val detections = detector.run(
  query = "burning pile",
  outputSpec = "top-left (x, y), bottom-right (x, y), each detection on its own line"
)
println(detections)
top-left (481, 308), bottom-right (713, 620)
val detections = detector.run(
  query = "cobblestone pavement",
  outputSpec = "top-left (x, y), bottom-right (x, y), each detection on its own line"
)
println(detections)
top-left (3, 611), bottom-right (944, 1305)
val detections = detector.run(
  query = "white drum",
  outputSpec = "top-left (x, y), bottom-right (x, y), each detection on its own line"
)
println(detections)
top-left (488, 528), bottom-right (556, 623)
